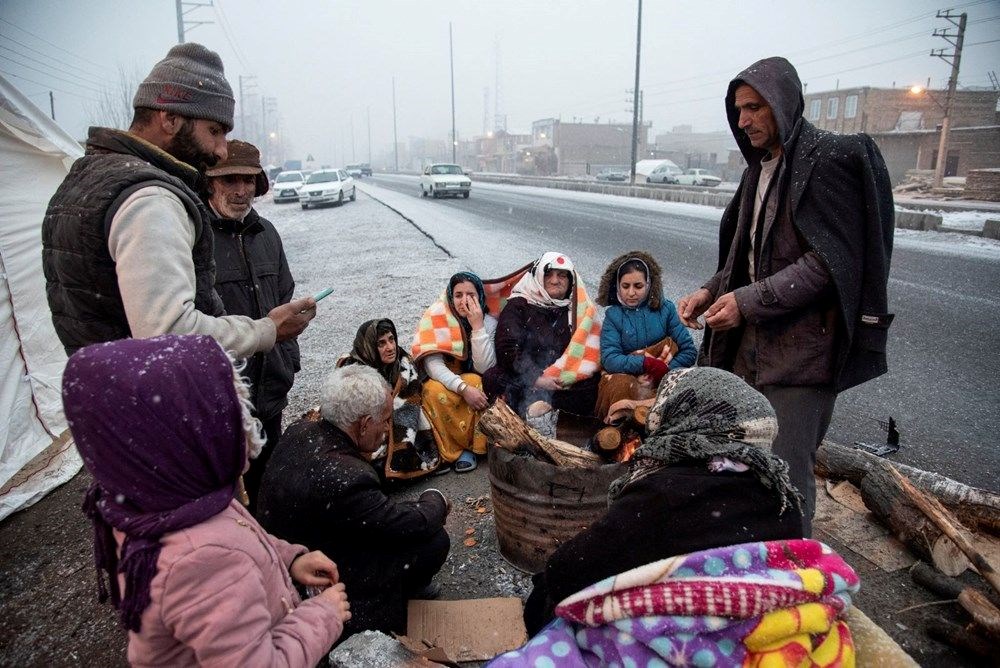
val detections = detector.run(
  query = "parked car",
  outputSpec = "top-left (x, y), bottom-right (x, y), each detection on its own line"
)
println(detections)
top-left (420, 163), bottom-right (471, 199)
top-left (645, 162), bottom-right (682, 184)
top-left (596, 168), bottom-right (629, 182)
top-left (674, 168), bottom-right (722, 187)
top-left (272, 170), bottom-right (306, 202)
top-left (298, 169), bottom-right (356, 209)
top-left (345, 164), bottom-right (364, 178)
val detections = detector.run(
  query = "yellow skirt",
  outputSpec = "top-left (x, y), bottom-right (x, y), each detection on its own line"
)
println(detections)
top-left (421, 373), bottom-right (487, 464)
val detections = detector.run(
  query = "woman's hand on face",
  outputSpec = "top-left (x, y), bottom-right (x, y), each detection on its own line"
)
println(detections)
top-left (533, 375), bottom-right (563, 392)
top-left (465, 295), bottom-right (485, 330)
top-left (318, 582), bottom-right (351, 621)
top-left (290, 550), bottom-right (339, 587)
top-left (461, 385), bottom-right (489, 411)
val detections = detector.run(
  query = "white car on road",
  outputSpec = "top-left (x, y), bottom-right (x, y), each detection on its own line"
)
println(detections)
top-left (420, 163), bottom-right (471, 199)
top-left (298, 169), bottom-right (356, 209)
top-left (272, 170), bottom-right (306, 203)
top-left (674, 168), bottom-right (722, 187)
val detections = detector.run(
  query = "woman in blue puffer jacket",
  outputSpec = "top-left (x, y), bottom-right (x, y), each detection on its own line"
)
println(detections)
top-left (595, 251), bottom-right (697, 420)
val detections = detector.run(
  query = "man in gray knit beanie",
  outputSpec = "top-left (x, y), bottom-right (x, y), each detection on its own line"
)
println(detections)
top-left (42, 42), bottom-right (316, 364)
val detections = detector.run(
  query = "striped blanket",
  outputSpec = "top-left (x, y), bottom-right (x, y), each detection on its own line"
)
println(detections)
top-left (411, 263), bottom-right (603, 385)
top-left (490, 539), bottom-right (859, 667)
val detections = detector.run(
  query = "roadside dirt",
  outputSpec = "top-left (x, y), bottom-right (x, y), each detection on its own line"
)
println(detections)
top-left (1, 453), bottom-right (994, 666)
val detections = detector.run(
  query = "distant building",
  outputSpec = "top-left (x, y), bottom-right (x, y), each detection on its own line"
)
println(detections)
top-left (473, 130), bottom-right (531, 173)
top-left (528, 118), bottom-right (651, 176)
top-left (803, 86), bottom-right (999, 183)
top-left (653, 129), bottom-right (737, 180)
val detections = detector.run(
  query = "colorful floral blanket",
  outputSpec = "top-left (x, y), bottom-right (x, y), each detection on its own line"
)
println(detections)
top-left (490, 539), bottom-right (859, 667)
top-left (411, 263), bottom-right (603, 385)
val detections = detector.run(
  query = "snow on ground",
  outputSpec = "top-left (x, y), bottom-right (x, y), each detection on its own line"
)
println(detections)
top-left (893, 228), bottom-right (1000, 262)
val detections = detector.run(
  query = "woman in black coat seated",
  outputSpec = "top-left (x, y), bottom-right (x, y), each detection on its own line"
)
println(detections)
top-left (483, 251), bottom-right (599, 436)
top-left (523, 366), bottom-right (805, 634)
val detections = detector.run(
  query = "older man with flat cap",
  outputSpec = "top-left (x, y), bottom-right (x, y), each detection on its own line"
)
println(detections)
top-left (42, 43), bottom-right (315, 359)
top-left (205, 140), bottom-right (300, 512)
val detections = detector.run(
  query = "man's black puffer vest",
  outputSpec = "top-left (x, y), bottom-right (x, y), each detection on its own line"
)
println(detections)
top-left (42, 127), bottom-right (225, 355)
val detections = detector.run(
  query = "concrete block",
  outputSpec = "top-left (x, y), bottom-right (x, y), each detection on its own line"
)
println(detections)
top-left (983, 219), bottom-right (1000, 240)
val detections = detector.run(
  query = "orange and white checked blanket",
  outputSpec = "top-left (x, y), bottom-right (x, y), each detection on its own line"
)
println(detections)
top-left (411, 263), bottom-right (603, 385)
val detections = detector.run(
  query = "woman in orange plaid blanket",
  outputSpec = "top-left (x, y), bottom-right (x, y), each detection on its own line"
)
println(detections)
top-left (413, 272), bottom-right (497, 473)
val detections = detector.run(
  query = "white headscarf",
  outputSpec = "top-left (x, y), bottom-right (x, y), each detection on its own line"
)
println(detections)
top-left (510, 251), bottom-right (576, 310)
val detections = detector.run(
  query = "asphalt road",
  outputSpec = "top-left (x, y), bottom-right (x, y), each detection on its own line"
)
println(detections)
top-left (369, 174), bottom-right (1000, 490)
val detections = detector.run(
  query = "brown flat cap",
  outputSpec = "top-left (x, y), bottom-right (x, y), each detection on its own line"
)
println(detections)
top-left (205, 140), bottom-right (269, 196)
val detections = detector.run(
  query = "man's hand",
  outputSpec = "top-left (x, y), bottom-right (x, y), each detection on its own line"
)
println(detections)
top-left (677, 288), bottom-right (713, 329)
top-left (704, 292), bottom-right (744, 331)
top-left (290, 550), bottom-right (339, 587)
top-left (533, 375), bottom-right (563, 392)
top-left (268, 297), bottom-right (316, 342)
top-left (460, 384), bottom-right (488, 411)
top-left (465, 295), bottom-right (485, 330)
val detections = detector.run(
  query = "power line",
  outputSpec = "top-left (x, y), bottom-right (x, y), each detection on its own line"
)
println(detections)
top-left (0, 44), bottom-right (107, 89)
top-left (0, 53), bottom-right (104, 95)
top-left (0, 17), bottom-right (115, 74)
top-left (214, 0), bottom-right (252, 72)
top-left (0, 33), bottom-right (113, 82)
top-left (0, 69), bottom-right (101, 103)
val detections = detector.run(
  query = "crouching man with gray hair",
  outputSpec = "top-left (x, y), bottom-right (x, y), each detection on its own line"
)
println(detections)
top-left (258, 365), bottom-right (451, 639)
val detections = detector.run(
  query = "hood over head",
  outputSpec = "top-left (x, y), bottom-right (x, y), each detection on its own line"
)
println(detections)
top-left (597, 250), bottom-right (663, 310)
top-left (726, 57), bottom-right (804, 164)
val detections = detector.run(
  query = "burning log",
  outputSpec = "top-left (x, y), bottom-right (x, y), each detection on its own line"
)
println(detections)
top-left (479, 399), bottom-right (602, 469)
top-left (816, 442), bottom-right (1000, 535)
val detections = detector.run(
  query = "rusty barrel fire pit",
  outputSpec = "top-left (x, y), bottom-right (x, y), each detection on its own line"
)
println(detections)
top-left (487, 446), bottom-right (625, 574)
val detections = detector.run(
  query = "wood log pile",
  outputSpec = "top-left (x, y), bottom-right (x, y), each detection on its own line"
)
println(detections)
top-left (479, 399), bottom-right (602, 468)
top-left (816, 442), bottom-right (1000, 658)
top-left (963, 168), bottom-right (1000, 202)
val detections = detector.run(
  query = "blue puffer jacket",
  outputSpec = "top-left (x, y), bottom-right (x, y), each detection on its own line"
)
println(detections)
top-left (601, 300), bottom-right (697, 374)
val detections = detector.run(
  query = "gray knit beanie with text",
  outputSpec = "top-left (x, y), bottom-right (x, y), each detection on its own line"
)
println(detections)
top-left (133, 43), bottom-right (234, 130)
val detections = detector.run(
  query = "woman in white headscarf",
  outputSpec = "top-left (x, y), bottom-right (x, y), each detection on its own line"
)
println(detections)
top-left (483, 252), bottom-right (598, 434)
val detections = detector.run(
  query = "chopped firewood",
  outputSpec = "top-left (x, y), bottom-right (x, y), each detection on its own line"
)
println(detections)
top-left (594, 427), bottom-right (621, 451)
top-left (910, 561), bottom-right (1000, 640)
top-left (887, 465), bottom-right (1000, 597)
top-left (860, 464), bottom-right (970, 575)
top-left (926, 619), bottom-right (994, 660)
top-left (816, 442), bottom-right (1000, 535)
top-left (480, 399), bottom-right (601, 468)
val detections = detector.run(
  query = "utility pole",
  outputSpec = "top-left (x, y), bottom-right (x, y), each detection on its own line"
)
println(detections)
top-left (449, 22), bottom-right (457, 163)
top-left (931, 10), bottom-right (967, 188)
top-left (628, 0), bottom-right (643, 185)
top-left (392, 77), bottom-right (399, 171)
top-left (48, 91), bottom-right (55, 121)
top-left (174, 0), bottom-right (213, 43)
top-left (367, 105), bottom-right (372, 164)
top-left (350, 116), bottom-right (356, 162)
top-left (238, 75), bottom-right (256, 139)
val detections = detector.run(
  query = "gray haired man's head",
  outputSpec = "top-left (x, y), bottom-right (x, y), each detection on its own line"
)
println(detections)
top-left (320, 365), bottom-right (390, 431)
top-left (133, 43), bottom-right (235, 130)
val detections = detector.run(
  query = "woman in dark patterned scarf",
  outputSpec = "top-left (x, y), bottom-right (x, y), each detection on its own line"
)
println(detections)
top-left (340, 318), bottom-right (440, 478)
top-left (523, 366), bottom-right (805, 633)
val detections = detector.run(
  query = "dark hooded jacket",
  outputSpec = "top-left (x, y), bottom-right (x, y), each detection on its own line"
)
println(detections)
top-left (210, 207), bottom-right (299, 420)
top-left (597, 251), bottom-right (696, 374)
top-left (701, 57), bottom-right (894, 391)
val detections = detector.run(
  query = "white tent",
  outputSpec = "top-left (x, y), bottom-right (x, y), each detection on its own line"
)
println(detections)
top-left (0, 75), bottom-right (84, 521)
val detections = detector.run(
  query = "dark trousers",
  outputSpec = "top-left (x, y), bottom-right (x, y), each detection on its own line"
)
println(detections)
top-left (244, 412), bottom-right (282, 516)
top-left (341, 528), bottom-right (451, 638)
top-left (760, 385), bottom-right (836, 537)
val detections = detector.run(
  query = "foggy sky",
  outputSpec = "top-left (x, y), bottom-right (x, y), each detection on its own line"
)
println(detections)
top-left (2, 0), bottom-right (998, 167)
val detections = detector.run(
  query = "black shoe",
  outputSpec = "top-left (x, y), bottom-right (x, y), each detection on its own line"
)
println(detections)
top-left (411, 582), bottom-right (441, 600)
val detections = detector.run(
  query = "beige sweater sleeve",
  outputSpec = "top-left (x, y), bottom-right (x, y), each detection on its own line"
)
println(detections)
top-left (107, 186), bottom-right (277, 357)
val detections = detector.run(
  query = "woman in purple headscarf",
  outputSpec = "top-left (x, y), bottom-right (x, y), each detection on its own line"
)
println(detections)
top-left (65, 334), bottom-right (350, 666)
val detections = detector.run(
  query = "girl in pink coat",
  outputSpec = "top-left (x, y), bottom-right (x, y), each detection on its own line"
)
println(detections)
top-left (64, 334), bottom-right (350, 667)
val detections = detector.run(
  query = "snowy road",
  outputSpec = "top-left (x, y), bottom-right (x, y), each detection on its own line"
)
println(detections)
top-left (350, 174), bottom-right (1000, 490)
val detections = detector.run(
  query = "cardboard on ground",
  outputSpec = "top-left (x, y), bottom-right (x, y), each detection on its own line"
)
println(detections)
top-left (406, 597), bottom-right (527, 662)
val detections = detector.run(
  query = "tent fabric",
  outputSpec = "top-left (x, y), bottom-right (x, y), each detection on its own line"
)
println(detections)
top-left (0, 74), bottom-right (84, 521)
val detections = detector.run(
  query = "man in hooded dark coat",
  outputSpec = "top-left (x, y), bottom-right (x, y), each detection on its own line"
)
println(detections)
top-left (678, 57), bottom-right (894, 535)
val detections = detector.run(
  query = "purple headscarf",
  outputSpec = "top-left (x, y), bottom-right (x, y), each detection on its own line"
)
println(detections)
top-left (64, 335), bottom-right (245, 632)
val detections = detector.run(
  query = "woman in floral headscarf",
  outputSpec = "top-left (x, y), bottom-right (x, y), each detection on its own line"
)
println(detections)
top-left (65, 335), bottom-right (350, 666)
top-left (340, 318), bottom-right (440, 478)
top-left (483, 251), bottom-right (599, 436)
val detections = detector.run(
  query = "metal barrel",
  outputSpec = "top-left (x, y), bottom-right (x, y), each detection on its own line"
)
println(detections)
top-left (487, 446), bottom-right (625, 574)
